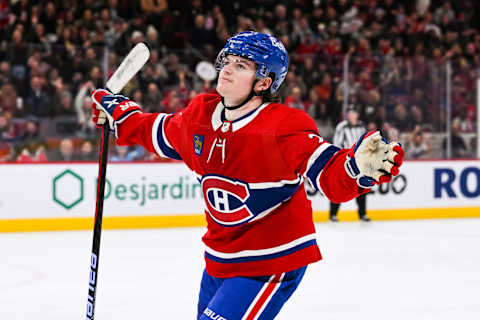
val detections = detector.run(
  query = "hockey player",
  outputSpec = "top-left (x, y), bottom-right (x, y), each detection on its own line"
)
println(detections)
top-left (90, 31), bottom-right (404, 320)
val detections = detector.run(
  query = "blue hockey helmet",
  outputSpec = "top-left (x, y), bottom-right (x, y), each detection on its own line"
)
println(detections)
top-left (215, 31), bottom-right (289, 93)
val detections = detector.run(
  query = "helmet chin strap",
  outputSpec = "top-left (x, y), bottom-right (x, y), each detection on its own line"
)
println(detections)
top-left (222, 80), bottom-right (262, 111)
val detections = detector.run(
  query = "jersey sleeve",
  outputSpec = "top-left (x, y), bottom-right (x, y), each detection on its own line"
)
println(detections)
top-left (275, 110), bottom-right (368, 203)
top-left (114, 111), bottom-right (182, 160)
top-left (114, 96), bottom-right (201, 162)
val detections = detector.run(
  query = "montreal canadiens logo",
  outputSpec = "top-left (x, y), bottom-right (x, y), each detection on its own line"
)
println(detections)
top-left (202, 175), bottom-right (253, 226)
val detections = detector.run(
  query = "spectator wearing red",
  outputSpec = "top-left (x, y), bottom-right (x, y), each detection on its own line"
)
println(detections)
top-left (285, 86), bottom-right (306, 112)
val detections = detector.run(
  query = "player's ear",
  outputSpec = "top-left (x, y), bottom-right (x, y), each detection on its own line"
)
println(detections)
top-left (255, 77), bottom-right (273, 93)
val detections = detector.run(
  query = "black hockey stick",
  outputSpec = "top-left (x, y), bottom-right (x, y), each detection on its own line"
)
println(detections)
top-left (86, 122), bottom-right (110, 320)
top-left (85, 43), bottom-right (150, 320)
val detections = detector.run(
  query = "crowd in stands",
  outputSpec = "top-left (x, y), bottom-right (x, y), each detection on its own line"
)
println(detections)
top-left (0, 0), bottom-right (478, 162)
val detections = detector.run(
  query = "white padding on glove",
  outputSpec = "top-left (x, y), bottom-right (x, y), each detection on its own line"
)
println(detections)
top-left (353, 131), bottom-right (390, 181)
top-left (345, 131), bottom-right (404, 187)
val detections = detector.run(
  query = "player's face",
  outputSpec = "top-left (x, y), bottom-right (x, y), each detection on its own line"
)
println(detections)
top-left (216, 55), bottom-right (256, 103)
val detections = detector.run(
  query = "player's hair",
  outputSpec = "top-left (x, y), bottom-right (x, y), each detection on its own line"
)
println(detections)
top-left (259, 72), bottom-right (281, 103)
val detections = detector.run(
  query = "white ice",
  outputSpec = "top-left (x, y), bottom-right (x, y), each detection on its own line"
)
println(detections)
top-left (1, 218), bottom-right (479, 320)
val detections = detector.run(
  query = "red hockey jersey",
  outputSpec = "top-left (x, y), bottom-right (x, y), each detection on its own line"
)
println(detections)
top-left (116, 93), bottom-right (367, 277)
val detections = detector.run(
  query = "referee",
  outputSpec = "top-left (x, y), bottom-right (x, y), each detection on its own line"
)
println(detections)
top-left (330, 105), bottom-right (370, 222)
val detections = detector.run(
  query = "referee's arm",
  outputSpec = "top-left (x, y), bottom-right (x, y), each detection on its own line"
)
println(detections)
top-left (333, 121), bottom-right (346, 147)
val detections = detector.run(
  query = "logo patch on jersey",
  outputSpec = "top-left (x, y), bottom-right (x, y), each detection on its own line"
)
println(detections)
top-left (202, 175), bottom-right (253, 226)
top-left (221, 122), bottom-right (231, 132)
top-left (193, 134), bottom-right (204, 156)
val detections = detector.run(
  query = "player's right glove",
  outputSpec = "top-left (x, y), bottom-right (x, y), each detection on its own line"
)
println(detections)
top-left (91, 88), bottom-right (142, 138)
top-left (345, 131), bottom-right (404, 188)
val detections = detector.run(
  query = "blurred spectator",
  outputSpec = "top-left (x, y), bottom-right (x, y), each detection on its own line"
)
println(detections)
top-left (294, 32), bottom-right (319, 64)
top-left (107, 17), bottom-right (130, 56)
top-left (0, 82), bottom-right (22, 116)
top-left (307, 88), bottom-right (335, 140)
top-left (139, 64), bottom-right (158, 92)
top-left (314, 73), bottom-right (333, 106)
top-left (164, 53), bottom-right (187, 87)
top-left (0, 61), bottom-right (13, 87)
top-left (54, 91), bottom-right (76, 117)
top-left (132, 88), bottom-right (145, 108)
top-left (279, 71), bottom-right (307, 101)
top-left (88, 65), bottom-right (104, 89)
top-left (144, 82), bottom-right (163, 112)
top-left (0, 142), bottom-right (15, 162)
top-left (40, 1), bottom-right (57, 35)
top-left (285, 86), bottom-right (306, 111)
top-left (28, 23), bottom-right (51, 53)
top-left (145, 25), bottom-right (161, 51)
top-left (110, 145), bottom-right (144, 162)
top-left (131, 30), bottom-right (145, 45)
top-left (171, 69), bottom-right (192, 106)
top-left (0, 111), bottom-right (21, 141)
top-left (189, 14), bottom-right (217, 50)
top-left (25, 76), bottom-right (52, 117)
top-left (469, 136), bottom-right (477, 158)
top-left (141, 0), bottom-right (168, 29)
top-left (196, 80), bottom-right (216, 95)
top-left (76, 140), bottom-right (97, 161)
top-left (442, 119), bottom-right (468, 159)
top-left (16, 144), bottom-right (48, 162)
top-left (335, 71), bottom-right (358, 109)
top-left (19, 118), bottom-right (40, 142)
top-left (391, 103), bottom-right (411, 132)
top-left (161, 90), bottom-right (184, 113)
top-left (410, 105), bottom-right (428, 131)
top-left (434, 2), bottom-right (454, 23)
top-left (453, 104), bottom-right (475, 133)
top-left (49, 137), bottom-right (76, 161)
top-left (7, 29), bottom-right (28, 81)
top-left (74, 81), bottom-right (96, 138)
top-left (405, 125), bottom-right (432, 159)
top-left (382, 122), bottom-right (400, 143)
top-left (298, 56), bottom-right (322, 89)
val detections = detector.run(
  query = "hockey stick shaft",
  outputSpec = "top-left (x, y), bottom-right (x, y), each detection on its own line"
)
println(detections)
top-left (86, 43), bottom-right (150, 320)
top-left (86, 122), bottom-right (109, 320)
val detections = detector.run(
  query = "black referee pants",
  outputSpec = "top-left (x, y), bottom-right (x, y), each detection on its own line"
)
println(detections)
top-left (329, 193), bottom-right (367, 218)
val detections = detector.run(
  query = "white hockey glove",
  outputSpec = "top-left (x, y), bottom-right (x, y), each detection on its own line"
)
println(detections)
top-left (91, 88), bottom-right (142, 138)
top-left (345, 131), bottom-right (404, 188)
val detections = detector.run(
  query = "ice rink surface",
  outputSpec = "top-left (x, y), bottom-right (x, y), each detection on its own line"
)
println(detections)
top-left (1, 218), bottom-right (479, 320)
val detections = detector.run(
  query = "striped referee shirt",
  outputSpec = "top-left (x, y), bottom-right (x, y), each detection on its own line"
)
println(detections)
top-left (333, 120), bottom-right (366, 148)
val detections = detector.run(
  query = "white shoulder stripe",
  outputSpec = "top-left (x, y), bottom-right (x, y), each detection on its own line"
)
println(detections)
top-left (152, 113), bottom-right (166, 157)
top-left (152, 113), bottom-right (176, 157)
top-left (305, 143), bottom-right (332, 174)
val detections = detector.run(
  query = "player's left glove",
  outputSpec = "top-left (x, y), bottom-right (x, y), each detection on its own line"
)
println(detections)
top-left (345, 131), bottom-right (404, 188)
top-left (91, 88), bottom-right (142, 138)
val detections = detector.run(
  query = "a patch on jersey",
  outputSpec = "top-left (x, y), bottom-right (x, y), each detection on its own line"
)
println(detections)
top-left (193, 134), bottom-right (204, 156)
top-left (221, 122), bottom-right (230, 132)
